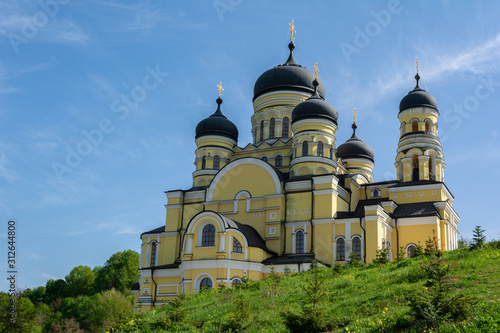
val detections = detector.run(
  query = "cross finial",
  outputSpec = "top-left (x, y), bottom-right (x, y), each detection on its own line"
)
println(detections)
top-left (217, 82), bottom-right (224, 97)
top-left (289, 20), bottom-right (296, 42)
top-left (314, 62), bottom-right (319, 79)
top-left (416, 58), bottom-right (419, 74)
top-left (353, 108), bottom-right (357, 123)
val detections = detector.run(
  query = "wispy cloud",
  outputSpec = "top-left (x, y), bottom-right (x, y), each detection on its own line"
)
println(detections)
top-left (41, 18), bottom-right (90, 45)
top-left (0, 2), bottom-right (90, 47)
top-left (336, 32), bottom-right (500, 114)
top-left (41, 273), bottom-right (60, 280)
top-left (0, 148), bottom-right (23, 183)
top-left (85, 0), bottom-right (208, 36)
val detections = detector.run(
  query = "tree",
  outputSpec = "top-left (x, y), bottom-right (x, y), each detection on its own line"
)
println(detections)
top-left (471, 226), bottom-right (486, 249)
top-left (45, 279), bottom-right (68, 304)
top-left (0, 293), bottom-right (40, 332)
top-left (21, 286), bottom-right (46, 306)
top-left (373, 241), bottom-right (390, 264)
top-left (94, 250), bottom-right (139, 294)
top-left (65, 265), bottom-right (96, 297)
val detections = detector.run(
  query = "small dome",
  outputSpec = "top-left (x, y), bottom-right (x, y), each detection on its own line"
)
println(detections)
top-left (337, 123), bottom-right (374, 162)
top-left (291, 79), bottom-right (338, 124)
top-left (253, 42), bottom-right (326, 101)
top-left (195, 97), bottom-right (238, 142)
top-left (399, 73), bottom-right (438, 112)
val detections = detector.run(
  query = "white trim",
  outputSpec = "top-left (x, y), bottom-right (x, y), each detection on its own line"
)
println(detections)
top-left (292, 118), bottom-right (338, 130)
top-left (290, 156), bottom-right (338, 168)
top-left (312, 218), bottom-right (333, 225)
top-left (253, 90), bottom-right (309, 109)
top-left (285, 180), bottom-right (312, 191)
top-left (337, 186), bottom-right (348, 199)
top-left (192, 169), bottom-right (218, 177)
top-left (165, 191), bottom-right (183, 199)
top-left (194, 273), bottom-right (214, 292)
top-left (313, 188), bottom-right (338, 196)
top-left (185, 190), bottom-right (206, 201)
top-left (313, 174), bottom-right (339, 186)
top-left (395, 216), bottom-right (440, 226)
top-left (285, 221), bottom-right (310, 228)
top-left (195, 135), bottom-right (237, 145)
top-left (165, 204), bottom-right (182, 209)
top-left (389, 183), bottom-right (453, 202)
top-left (340, 157), bottom-right (375, 167)
top-left (207, 158), bottom-right (282, 201)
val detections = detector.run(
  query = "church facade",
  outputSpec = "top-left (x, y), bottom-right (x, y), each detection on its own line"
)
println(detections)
top-left (132, 28), bottom-right (459, 310)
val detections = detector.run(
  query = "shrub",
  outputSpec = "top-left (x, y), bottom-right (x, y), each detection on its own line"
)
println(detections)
top-left (373, 242), bottom-right (390, 264)
top-left (407, 252), bottom-right (475, 328)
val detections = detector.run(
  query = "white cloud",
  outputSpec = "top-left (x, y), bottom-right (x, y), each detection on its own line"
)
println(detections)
top-left (335, 32), bottom-right (500, 114)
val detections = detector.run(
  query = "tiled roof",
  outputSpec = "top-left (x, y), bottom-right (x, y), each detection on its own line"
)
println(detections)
top-left (393, 202), bottom-right (440, 218)
top-left (141, 225), bottom-right (165, 237)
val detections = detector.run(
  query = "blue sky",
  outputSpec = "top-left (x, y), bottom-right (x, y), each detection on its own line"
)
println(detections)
top-left (1, 0), bottom-right (500, 291)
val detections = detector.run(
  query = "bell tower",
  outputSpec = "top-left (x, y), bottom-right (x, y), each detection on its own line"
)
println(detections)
top-left (395, 61), bottom-right (445, 183)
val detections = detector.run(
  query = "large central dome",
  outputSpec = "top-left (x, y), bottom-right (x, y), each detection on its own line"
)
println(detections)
top-left (253, 42), bottom-right (326, 101)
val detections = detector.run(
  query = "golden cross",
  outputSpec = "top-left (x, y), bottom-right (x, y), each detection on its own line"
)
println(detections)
top-left (314, 62), bottom-right (319, 79)
top-left (353, 108), bottom-right (357, 122)
top-left (416, 58), bottom-right (419, 74)
top-left (217, 82), bottom-right (224, 97)
top-left (289, 20), bottom-right (296, 42)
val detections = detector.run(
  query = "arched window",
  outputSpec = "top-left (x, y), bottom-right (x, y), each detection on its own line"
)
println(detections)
top-left (260, 120), bottom-right (264, 141)
top-left (150, 242), bottom-right (157, 267)
top-left (269, 118), bottom-right (275, 139)
top-left (429, 156), bottom-right (436, 180)
top-left (407, 245), bottom-right (416, 258)
top-left (412, 120), bottom-right (418, 132)
top-left (302, 141), bottom-right (308, 156)
top-left (352, 237), bottom-right (361, 261)
top-left (213, 155), bottom-right (220, 170)
top-left (200, 277), bottom-right (212, 290)
top-left (282, 117), bottom-right (289, 138)
top-left (231, 278), bottom-right (242, 287)
top-left (201, 156), bottom-right (206, 170)
top-left (412, 155), bottom-right (419, 181)
top-left (296, 230), bottom-right (304, 254)
top-left (425, 119), bottom-right (431, 132)
top-left (233, 238), bottom-right (242, 253)
top-left (202, 224), bottom-right (215, 246)
top-left (262, 156), bottom-right (268, 162)
top-left (371, 188), bottom-right (380, 198)
top-left (275, 155), bottom-right (282, 167)
top-left (336, 238), bottom-right (345, 261)
top-left (317, 141), bottom-right (323, 157)
top-left (401, 122), bottom-right (406, 135)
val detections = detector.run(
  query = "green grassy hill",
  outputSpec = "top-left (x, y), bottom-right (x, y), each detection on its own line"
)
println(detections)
top-left (112, 245), bottom-right (500, 333)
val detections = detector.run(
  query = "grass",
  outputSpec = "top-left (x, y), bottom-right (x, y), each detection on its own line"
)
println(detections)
top-left (111, 245), bottom-right (500, 332)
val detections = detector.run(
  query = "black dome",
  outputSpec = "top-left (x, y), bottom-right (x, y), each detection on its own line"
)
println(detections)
top-left (291, 80), bottom-right (337, 124)
top-left (399, 74), bottom-right (438, 112)
top-left (253, 42), bottom-right (326, 101)
top-left (337, 123), bottom-right (374, 162)
top-left (195, 97), bottom-right (238, 142)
